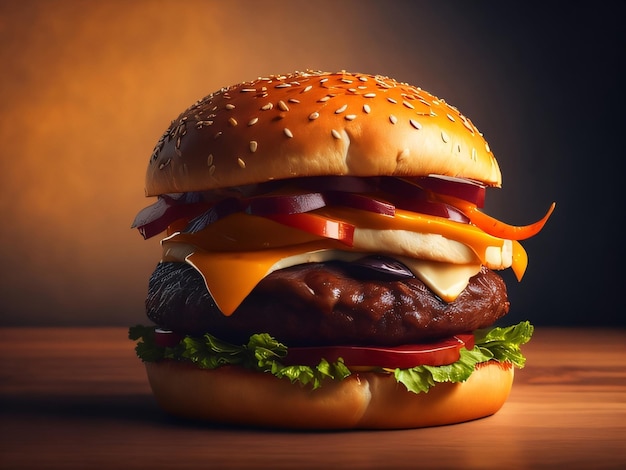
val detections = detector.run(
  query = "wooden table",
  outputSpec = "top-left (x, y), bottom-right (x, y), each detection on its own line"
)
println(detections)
top-left (1, 327), bottom-right (625, 469)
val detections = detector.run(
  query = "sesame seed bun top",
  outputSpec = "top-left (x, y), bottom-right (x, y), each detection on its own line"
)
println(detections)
top-left (145, 70), bottom-right (501, 196)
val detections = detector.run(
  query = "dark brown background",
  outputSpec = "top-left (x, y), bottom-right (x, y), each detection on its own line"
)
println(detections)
top-left (0, 0), bottom-right (623, 328)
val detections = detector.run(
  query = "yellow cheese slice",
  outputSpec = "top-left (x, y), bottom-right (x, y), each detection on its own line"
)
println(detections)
top-left (185, 243), bottom-right (353, 316)
top-left (397, 257), bottom-right (481, 302)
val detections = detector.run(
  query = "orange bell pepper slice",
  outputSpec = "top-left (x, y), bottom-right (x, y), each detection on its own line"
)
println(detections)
top-left (435, 195), bottom-right (556, 241)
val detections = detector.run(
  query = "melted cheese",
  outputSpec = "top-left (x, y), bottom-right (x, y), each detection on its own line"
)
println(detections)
top-left (398, 257), bottom-right (481, 302)
top-left (168, 243), bottom-right (481, 315)
top-left (185, 244), bottom-right (353, 316)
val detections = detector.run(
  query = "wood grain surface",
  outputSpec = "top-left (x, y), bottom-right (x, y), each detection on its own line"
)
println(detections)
top-left (1, 327), bottom-right (625, 469)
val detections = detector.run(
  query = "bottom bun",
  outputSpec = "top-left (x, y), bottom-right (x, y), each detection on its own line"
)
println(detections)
top-left (144, 360), bottom-right (514, 429)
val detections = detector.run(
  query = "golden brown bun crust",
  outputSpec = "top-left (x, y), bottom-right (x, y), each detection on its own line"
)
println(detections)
top-left (146, 71), bottom-right (501, 196)
top-left (144, 361), bottom-right (514, 429)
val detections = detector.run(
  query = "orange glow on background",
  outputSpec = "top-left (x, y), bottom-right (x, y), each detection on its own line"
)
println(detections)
top-left (0, 1), bottom-right (622, 326)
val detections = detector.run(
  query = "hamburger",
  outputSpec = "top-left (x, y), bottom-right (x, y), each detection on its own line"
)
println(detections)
top-left (129, 70), bottom-right (554, 429)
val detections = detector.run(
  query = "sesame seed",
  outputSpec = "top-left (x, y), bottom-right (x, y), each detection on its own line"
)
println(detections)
top-left (364, 93), bottom-right (376, 98)
top-left (214, 131), bottom-right (223, 139)
top-left (485, 142), bottom-right (491, 152)
top-left (225, 103), bottom-right (236, 110)
top-left (207, 154), bottom-right (214, 166)
top-left (447, 113), bottom-right (455, 122)
top-left (331, 129), bottom-right (342, 139)
top-left (441, 130), bottom-right (450, 143)
top-left (284, 128), bottom-right (294, 138)
top-left (261, 103), bottom-right (273, 111)
top-left (345, 114), bottom-right (357, 121)
top-left (275, 83), bottom-right (291, 88)
top-left (389, 115), bottom-right (398, 124)
top-left (158, 158), bottom-right (171, 170)
top-left (228, 117), bottom-right (238, 126)
top-left (461, 116), bottom-right (475, 134)
top-left (471, 148), bottom-right (477, 161)
top-left (387, 97), bottom-right (398, 104)
top-left (318, 96), bottom-right (331, 102)
top-left (335, 104), bottom-right (348, 114)
top-left (309, 111), bottom-right (320, 120)
top-left (241, 88), bottom-right (256, 93)
top-left (359, 76), bottom-right (368, 82)
top-left (288, 98), bottom-right (300, 104)
top-left (409, 119), bottom-right (422, 130)
top-left (302, 85), bottom-right (313, 93)
top-left (403, 100), bottom-right (415, 109)
top-left (278, 100), bottom-right (290, 111)
top-left (320, 78), bottom-right (329, 83)
top-left (249, 141), bottom-right (258, 152)
top-left (237, 158), bottom-right (246, 168)
top-left (248, 117), bottom-right (259, 126)
top-left (363, 104), bottom-right (371, 114)
top-left (341, 78), bottom-right (353, 84)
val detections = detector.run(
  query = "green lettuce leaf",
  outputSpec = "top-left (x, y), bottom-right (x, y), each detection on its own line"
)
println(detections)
top-left (474, 320), bottom-right (534, 368)
top-left (394, 321), bottom-right (534, 394)
top-left (129, 326), bottom-right (349, 389)
top-left (129, 321), bottom-right (533, 394)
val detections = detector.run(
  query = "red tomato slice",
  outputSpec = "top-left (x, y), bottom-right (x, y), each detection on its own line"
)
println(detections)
top-left (265, 212), bottom-right (355, 246)
top-left (283, 334), bottom-right (475, 369)
top-left (154, 329), bottom-right (184, 348)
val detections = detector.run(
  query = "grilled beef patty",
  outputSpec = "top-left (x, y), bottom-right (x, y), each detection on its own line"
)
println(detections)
top-left (146, 259), bottom-right (509, 346)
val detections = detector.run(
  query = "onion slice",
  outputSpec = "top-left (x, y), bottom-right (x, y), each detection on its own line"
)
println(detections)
top-left (396, 199), bottom-right (470, 224)
top-left (408, 175), bottom-right (486, 207)
top-left (294, 175), bottom-right (381, 193)
top-left (324, 191), bottom-right (395, 216)
top-left (184, 198), bottom-right (244, 234)
top-left (348, 255), bottom-right (414, 280)
top-left (245, 192), bottom-right (326, 216)
top-left (131, 195), bottom-right (211, 239)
